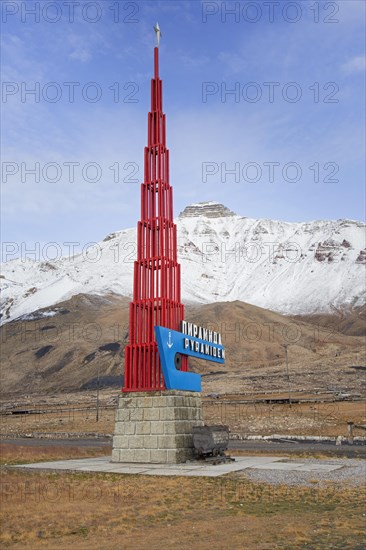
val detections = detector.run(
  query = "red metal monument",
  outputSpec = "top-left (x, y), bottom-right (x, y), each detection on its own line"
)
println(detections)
top-left (123, 27), bottom-right (188, 392)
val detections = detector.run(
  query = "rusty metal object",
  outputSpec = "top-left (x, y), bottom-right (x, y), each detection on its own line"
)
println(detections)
top-left (192, 425), bottom-right (234, 464)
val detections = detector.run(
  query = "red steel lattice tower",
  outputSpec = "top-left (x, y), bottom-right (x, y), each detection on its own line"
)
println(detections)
top-left (123, 45), bottom-right (188, 391)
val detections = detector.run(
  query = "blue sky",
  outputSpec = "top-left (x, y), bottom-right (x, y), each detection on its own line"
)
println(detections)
top-left (1, 0), bottom-right (365, 255)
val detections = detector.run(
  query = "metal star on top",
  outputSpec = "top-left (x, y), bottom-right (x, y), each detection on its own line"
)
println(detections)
top-left (154, 22), bottom-right (162, 47)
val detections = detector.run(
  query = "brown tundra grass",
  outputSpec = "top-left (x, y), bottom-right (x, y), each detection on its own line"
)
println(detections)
top-left (0, 444), bottom-right (365, 550)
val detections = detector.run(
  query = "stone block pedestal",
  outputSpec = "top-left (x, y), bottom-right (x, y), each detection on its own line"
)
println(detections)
top-left (112, 391), bottom-right (203, 464)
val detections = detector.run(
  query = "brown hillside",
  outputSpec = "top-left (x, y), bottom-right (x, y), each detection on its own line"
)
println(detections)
top-left (0, 295), bottom-right (364, 397)
top-left (294, 305), bottom-right (366, 337)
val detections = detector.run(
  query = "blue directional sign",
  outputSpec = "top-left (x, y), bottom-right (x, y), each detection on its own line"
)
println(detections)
top-left (154, 325), bottom-right (225, 392)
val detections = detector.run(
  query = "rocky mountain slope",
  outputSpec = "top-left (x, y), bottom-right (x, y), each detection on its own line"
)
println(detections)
top-left (0, 294), bottom-right (364, 396)
top-left (1, 202), bottom-right (365, 324)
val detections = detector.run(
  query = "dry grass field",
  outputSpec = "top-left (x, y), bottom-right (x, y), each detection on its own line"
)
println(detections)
top-left (2, 402), bottom-right (364, 549)
top-left (0, 442), bottom-right (108, 466)
top-left (1, 296), bottom-right (364, 547)
top-left (204, 398), bottom-right (366, 437)
top-left (1, 459), bottom-right (365, 550)
top-left (1, 390), bottom-right (365, 438)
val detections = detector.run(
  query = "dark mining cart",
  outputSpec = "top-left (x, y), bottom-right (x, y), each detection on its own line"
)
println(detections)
top-left (192, 425), bottom-right (235, 464)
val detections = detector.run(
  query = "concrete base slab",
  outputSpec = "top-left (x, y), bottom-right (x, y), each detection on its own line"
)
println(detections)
top-left (12, 456), bottom-right (344, 477)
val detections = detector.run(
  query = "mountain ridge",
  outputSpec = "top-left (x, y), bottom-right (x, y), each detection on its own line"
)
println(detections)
top-left (1, 202), bottom-right (365, 324)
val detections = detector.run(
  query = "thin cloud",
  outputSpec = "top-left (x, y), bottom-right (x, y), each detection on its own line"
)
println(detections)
top-left (69, 48), bottom-right (92, 63)
top-left (341, 55), bottom-right (366, 75)
top-left (180, 53), bottom-right (210, 68)
top-left (67, 33), bottom-right (96, 63)
top-left (218, 52), bottom-right (248, 75)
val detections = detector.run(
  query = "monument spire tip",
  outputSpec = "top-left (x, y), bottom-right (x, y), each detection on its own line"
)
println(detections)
top-left (154, 22), bottom-right (162, 47)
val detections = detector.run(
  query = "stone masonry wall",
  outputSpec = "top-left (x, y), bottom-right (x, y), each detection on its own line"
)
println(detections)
top-left (112, 391), bottom-right (204, 464)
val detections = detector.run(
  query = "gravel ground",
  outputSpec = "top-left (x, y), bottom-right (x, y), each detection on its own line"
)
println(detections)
top-left (235, 458), bottom-right (366, 487)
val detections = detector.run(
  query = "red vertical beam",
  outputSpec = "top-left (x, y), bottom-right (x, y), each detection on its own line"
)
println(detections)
top-left (154, 47), bottom-right (159, 79)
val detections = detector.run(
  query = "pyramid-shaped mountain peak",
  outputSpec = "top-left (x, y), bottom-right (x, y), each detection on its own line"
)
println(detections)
top-left (178, 202), bottom-right (237, 219)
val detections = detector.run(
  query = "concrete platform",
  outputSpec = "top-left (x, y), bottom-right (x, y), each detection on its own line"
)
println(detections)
top-left (12, 456), bottom-right (344, 477)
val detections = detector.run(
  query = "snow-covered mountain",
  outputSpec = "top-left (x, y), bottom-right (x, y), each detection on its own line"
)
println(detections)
top-left (1, 202), bottom-right (365, 324)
